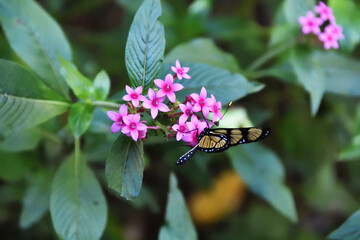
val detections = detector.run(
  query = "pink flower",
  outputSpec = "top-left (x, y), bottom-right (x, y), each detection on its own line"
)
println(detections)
top-left (298, 11), bottom-right (323, 35)
top-left (190, 87), bottom-right (215, 118)
top-left (122, 85), bottom-right (147, 107)
top-left (315, 1), bottom-right (335, 22)
top-left (154, 74), bottom-right (184, 103)
top-left (107, 104), bottom-right (128, 133)
top-left (325, 23), bottom-right (344, 40)
top-left (142, 88), bottom-right (170, 119)
top-left (172, 118), bottom-right (190, 141)
top-left (171, 60), bottom-right (191, 80)
top-left (209, 94), bottom-right (223, 122)
top-left (179, 102), bottom-right (195, 123)
top-left (182, 115), bottom-right (208, 146)
top-left (319, 31), bottom-right (339, 50)
top-left (121, 113), bottom-right (147, 141)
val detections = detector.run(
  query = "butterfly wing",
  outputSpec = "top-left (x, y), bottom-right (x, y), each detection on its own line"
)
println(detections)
top-left (198, 130), bottom-right (230, 153)
top-left (228, 127), bottom-right (270, 146)
top-left (176, 144), bottom-right (199, 165)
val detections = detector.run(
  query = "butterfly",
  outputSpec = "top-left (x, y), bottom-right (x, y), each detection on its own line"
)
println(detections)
top-left (176, 127), bottom-right (270, 165)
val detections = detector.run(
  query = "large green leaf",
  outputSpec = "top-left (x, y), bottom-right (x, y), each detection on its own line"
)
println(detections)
top-left (329, 0), bottom-right (360, 52)
top-left (328, 209), bottom-right (360, 240)
top-left (0, 59), bottom-right (65, 101)
top-left (106, 134), bottom-right (144, 200)
top-left (228, 144), bottom-right (298, 222)
top-left (0, 0), bottom-right (72, 97)
top-left (164, 38), bottom-right (240, 73)
top-left (318, 52), bottom-right (360, 97)
top-left (0, 60), bottom-right (69, 131)
top-left (158, 173), bottom-right (198, 240)
top-left (290, 50), bottom-right (325, 115)
top-left (340, 105), bottom-right (360, 161)
top-left (125, 0), bottom-right (165, 90)
top-left (0, 128), bottom-right (41, 152)
top-left (0, 95), bottom-right (69, 131)
top-left (68, 102), bottom-right (94, 138)
top-left (282, 0), bottom-right (315, 25)
top-left (161, 63), bottom-right (263, 104)
top-left (58, 57), bottom-right (93, 101)
top-left (50, 153), bottom-right (107, 240)
top-left (20, 170), bottom-right (52, 229)
top-left (93, 70), bottom-right (110, 101)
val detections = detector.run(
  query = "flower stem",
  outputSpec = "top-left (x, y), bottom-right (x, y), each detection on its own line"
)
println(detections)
top-left (246, 38), bottom-right (297, 71)
top-left (93, 100), bottom-right (122, 109)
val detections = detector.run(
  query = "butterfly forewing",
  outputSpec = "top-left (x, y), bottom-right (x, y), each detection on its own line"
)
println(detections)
top-left (198, 130), bottom-right (230, 152)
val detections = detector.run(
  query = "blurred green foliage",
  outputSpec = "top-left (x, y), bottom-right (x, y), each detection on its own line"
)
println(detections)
top-left (1, 0), bottom-right (360, 239)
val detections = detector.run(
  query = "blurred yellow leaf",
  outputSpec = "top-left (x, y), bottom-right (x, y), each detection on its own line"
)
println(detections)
top-left (189, 171), bottom-right (246, 225)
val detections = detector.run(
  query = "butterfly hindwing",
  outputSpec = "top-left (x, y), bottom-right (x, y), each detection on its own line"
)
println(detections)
top-left (228, 127), bottom-right (270, 146)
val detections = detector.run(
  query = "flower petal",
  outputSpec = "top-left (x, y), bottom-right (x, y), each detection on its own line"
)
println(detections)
top-left (107, 111), bottom-right (119, 121)
top-left (176, 59), bottom-right (181, 69)
top-left (154, 79), bottom-right (164, 88)
top-left (167, 92), bottom-right (176, 103)
top-left (172, 83), bottom-right (184, 92)
top-left (171, 66), bottom-right (177, 73)
top-left (125, 85), bottom-right (133, 94)
top-left (131, 130), bottom-right (139, 141)
top-left (123, 95), bottom-right (131, 101)
top-left (119, 104), bottom-right (128, 116)
top-left (183, 74), bottom-right (191, 79)
top-left (142, 99), bottom-right (151, 109)
top-left (134, 86), bottom-right (143, 95)
top-left (132, 99), bottom-right (139, 107)
top-left (123, 115), bottom-right (131, 125)
top-left (165, 74), bottom-right (174, 84)
top-left (151, 108), bottom-right (158, 119)
top-left (121, 126), bottom-right (130, 134)
top-left (133, 113), bottom-right (140, 123)
top-left (148, 88), bottom-right (155, 100)
top-left (111, 122), bottom-right (121, 133)
top-left (158, 103), bottom-right (170, 112)
top-left (200, 87), bottom-right (207, 99)
top-left (157, 89), bottom-right (166, 97)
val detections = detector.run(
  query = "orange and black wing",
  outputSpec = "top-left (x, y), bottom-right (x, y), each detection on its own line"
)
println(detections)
top-left (198, 130), bottom-right (230, 153)
top-left (223, 127), bottom-right (270, 146)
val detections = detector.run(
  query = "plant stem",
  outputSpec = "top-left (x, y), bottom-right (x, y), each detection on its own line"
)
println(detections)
top-left (93, 100), bottom-right (122, 109)
top-left (247, 38), bottom-right (297, 71)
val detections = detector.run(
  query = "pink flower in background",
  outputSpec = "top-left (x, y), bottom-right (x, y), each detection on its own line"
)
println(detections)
top-left (319, 31), bottom-right (339, 49)
top-left (298, 11), bottom-right (322, 35)
top-left (315, 1), bottom-right (335, 22)
top-left (107, 104), bottom-right (128, 133)
top-left (171, 60), bottom-right (191, 80)
top-left (122, 85), bottom-right (147, 107)
top-left (190, 87), bottom-right (215, 118)
top-left (172, 118), bottom-right (190, 141)
top-left (179, 102), bottom-right (195, 123)
top-left (210, 94), bottom-right (223, 122)
top-left (325, 24), bottom-right (344, 40)
top-left (182, 116), bottom-right (208, 146)
top-left (154, 74), bottom-right (184, 103)
top-left (121, 113), bottom-right (147, 141)
top-left (182, 130), bottom-right (198, 146)
top-left (142, 88), bottom-right (170, 119)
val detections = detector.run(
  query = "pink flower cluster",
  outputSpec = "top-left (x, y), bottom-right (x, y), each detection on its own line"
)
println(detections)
top-left (172, 87), bottom-right (223, 146)
top-left (298, 1), bottom-right (344, 50)
top-left (108, 60), bottom-right (213, 142)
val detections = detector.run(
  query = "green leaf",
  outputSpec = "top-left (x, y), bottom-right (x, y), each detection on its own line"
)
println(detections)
top-left (93, 70), bottom-right (110, 101)
top-left (329, 0), bottom-right (360, 52)
top-left (0, 152), bottom-right (31, 182)
top-left (162, 63), bottom-right (264, 104)
top-left (69, 102), bottom-right (94, 138)
top-left (340, 135), bottom-right (360, 161)
top-left (0, 59), bottom-right (66, 101)
top-left (228, 144), bottom-right (298, 222)
top-left (106, 134), bottom-right (144, 200)
top-left (50, 153), bottom-right (107, 240)
top-left (0, 95), bottom-right (69, 131)
top-left (20, 170), bottom-right (52, 229)
top-left (58, 56), bottom-right (93, 101)
top-left (125, 0), bottom-right (165, 90)
top-left (316, 52), bottom-right (360, 97)
top-left (328, 209), bottom-right (360, 240)
top-left (158, 173), bottom-right (198, 240)
top-left (164, 38), bottom-right (240, 73)
top-left (290, 50), bottom-right (325, 115)
top-left (0, 0), bottom-right (72, 97)
top-left (0, 128), bottom-right (41, 152)
top-left (116, 0), bottom-right (144, 13)
top-left (282, 0), bottom-right (315, 25)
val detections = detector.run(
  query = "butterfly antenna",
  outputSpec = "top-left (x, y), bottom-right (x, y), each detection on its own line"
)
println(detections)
top-left (214, 102), bottom-right (232, 126)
